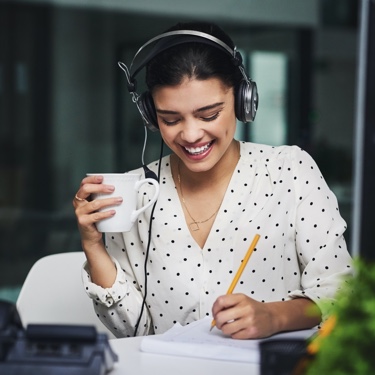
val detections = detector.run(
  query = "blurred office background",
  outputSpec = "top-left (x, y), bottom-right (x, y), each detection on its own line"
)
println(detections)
top-left (0, 0), bottom-right (372, 301)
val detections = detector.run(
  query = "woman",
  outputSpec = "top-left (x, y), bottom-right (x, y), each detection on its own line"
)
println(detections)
top-left (73, 21), bottom-right (352, 339)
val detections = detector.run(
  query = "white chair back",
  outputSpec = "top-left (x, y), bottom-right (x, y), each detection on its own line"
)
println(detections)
top-left (16, 252), bottom-right (115, 339)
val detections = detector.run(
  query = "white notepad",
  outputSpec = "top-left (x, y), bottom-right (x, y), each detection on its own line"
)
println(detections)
top-left (140, 316), bottom-right (316, 363)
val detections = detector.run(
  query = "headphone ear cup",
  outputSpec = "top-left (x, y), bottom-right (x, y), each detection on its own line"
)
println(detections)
top-left (235, 79), bottom-right (259, 123)
top-left (138, 91), bottom-right (159, 131)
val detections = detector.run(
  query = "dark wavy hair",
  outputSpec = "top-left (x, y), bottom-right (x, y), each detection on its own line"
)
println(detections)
top-left (145, 21), bottom-right (243, 93)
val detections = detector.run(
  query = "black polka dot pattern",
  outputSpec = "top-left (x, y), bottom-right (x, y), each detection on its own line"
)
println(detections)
top-left (83, 143), bottom-right (353, 337)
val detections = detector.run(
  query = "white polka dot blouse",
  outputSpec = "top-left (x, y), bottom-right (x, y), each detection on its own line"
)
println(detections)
top-left (82, 142), bottom-right (353, 337)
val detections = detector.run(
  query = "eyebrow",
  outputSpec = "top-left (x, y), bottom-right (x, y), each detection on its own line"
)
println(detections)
top-left (156, 102), bottom-right (225, 115)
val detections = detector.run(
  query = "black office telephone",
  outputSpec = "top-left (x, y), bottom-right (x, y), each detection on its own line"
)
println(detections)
top-left (0, 300), bottom-right (118, 374)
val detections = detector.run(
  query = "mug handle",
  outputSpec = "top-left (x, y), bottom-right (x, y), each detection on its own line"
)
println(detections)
top-left (130, 178), bottom-right (160, 223)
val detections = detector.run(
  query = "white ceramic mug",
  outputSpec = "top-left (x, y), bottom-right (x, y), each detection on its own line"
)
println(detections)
top-left (87, 173), bottom-right (159, 232)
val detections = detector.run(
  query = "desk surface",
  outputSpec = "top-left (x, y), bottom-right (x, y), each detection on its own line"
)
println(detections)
top-left (109, 336), bottom-right (259, 375)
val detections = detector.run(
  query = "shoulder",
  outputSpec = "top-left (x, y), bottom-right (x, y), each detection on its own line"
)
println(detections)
top-left (239, 142), bottom-right (323, 182)
top-left (239, 142), bottom-right (311, 164)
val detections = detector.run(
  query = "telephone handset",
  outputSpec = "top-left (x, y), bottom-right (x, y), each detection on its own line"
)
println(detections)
top-left (0, 300), bottom-right (23, 331)
top-left (0, 300), bottom-right (118, 374)
top-left (0, 300), bottom-right (23, 361)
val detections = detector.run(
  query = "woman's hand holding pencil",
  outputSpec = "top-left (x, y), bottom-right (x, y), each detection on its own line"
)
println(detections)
top-left (210, 234), bottom-right (265, 337)
top-left (210, 232), bottom-right (320, 339)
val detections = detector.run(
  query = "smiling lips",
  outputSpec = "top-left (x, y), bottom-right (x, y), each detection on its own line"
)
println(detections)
top-left (183, 140), bottom-right (214, 156)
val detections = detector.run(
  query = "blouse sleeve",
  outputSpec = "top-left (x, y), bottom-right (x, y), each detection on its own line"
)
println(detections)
top-left (81, 232), bottom-right (153, 337)
top-left (287, 147), bottom-right (353, 320)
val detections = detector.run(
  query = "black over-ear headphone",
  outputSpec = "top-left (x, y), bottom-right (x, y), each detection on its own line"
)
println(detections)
top-left (118, 30), bottom-right (259, 132)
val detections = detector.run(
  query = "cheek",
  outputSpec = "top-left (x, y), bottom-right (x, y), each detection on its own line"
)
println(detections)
top-left (222, 114), bottom-right (237, 137)
top-left (158, 125), bottom-right (168, 138)
top-left (158, 126), bottom-right (175, 146)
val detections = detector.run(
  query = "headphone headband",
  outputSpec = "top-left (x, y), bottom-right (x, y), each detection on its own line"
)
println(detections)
top-left (129, 30), bottom-right (241, 80)
top-left (118, 27), bottom-right (259, 130)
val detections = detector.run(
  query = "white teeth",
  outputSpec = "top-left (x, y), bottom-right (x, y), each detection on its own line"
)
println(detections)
top-left (184, 142), bottom-right (212, 155)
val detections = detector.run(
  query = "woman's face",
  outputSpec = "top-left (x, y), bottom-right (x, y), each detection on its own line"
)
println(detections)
top-left (152, 77), bottom-right (237, 173)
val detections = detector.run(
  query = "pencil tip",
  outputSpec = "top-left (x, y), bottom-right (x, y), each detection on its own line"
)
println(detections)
top-left (209, 325), bottom-right (214, 332)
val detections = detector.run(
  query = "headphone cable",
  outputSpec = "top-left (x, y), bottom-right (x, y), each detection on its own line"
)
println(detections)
top-left (133, 138), bottom-right (164, 337)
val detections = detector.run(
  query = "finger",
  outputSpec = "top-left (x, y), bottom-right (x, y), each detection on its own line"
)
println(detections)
top-left (212, 294), bottom-right (243, 317)
top-left (77, 208), bottom-right (117, 230)
top-left (90, 197), bottom-right (123, 212)
top-left (218, 311), bottom-right (259, 339)
top-left (74, 194), bottom-right (86, 202)
top-left (80, 174), bottom-right (103, 187)
top-left (220, 318), bottom-right (243, 337)
top-left (214, 308), bottom-right (237, 330)
top-left (74, 198), bottom-right (122, 238)
top-left (73, 183), bottom-right (115, 206)
top-left (75, 197), bottom-right (123, 217)
top-left (81, 183), bottom-right (115, 196)
top-left (76, 199), bottom-right (121, 235)
top-left (212, 294), bottom-right (255, 330)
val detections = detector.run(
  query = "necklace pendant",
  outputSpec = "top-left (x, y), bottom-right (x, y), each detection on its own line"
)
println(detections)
top-left (190, 222), bottom-right (200, 231)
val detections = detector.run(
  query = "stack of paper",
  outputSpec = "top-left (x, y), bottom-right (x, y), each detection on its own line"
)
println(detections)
top-left (140, 316), bottom-right (316, 363)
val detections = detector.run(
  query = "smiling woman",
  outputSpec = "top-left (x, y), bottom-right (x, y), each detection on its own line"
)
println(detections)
top-left (73, 21), bottom-right (353, 340)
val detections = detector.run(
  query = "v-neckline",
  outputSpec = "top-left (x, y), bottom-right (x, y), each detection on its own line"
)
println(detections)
top-left (167, 144), bottom-right (242, 250)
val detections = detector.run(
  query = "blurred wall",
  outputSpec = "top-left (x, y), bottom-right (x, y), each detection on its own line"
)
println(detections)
top-left (0, 0), bottom-right (359, 298)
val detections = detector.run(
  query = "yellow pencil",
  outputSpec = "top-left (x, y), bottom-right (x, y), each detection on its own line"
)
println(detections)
top-left (210, 233), bottom-right (260, 331)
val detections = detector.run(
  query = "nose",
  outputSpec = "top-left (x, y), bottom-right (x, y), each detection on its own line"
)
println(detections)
top-left (180, 118), bottom-right (204, 143)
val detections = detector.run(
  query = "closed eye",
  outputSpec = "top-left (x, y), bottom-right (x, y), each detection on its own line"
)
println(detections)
top-left (160, 112), bottom-right (220, 125)
top-left (201, 112), bottom-right (220, 122)
top-left (160, 117), bottom-right (180, 126)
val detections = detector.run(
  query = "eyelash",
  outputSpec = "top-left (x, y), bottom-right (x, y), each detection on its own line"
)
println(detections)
top-left (202, 112), bottom-right (220, 122)
top-left (161, 112), bottom-right (221, 126)
top-left (161, 119), bottom-right (179, 126)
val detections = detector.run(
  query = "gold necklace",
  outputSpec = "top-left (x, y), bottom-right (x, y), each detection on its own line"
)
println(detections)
top-left (177, 160), bottom-right (220, 232)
